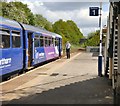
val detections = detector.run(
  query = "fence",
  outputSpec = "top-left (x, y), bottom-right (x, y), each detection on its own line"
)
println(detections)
top-left (86, 46), bottom-right (104, 56)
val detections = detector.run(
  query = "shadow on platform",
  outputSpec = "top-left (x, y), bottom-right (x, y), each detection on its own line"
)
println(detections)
top-left (3, 77), bottom-right (114, 105)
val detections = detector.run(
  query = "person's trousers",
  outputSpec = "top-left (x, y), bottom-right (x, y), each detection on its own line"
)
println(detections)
top-left (66, 49), bottom-right (70, 59)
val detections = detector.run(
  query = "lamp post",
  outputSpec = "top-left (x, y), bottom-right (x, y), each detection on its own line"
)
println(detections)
top-left (89, 2), bottom-right (103, 76)
top-left (98, 2), bottom-right (103, 77)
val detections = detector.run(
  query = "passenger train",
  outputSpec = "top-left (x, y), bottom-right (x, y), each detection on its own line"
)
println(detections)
top-left (0, 16), bottom-right (62, 80)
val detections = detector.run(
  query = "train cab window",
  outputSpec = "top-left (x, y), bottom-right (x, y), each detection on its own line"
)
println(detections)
top-left (12, 31), bottom-right (21, 48)
top-left (34, 35), bottom-right (39, 47)
top-left (40, 36), bottom-right (44, 47)
top-left (0, 28), bottom-right (10, 48)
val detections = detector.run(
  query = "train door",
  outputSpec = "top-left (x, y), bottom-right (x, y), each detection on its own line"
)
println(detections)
top-left (59, 38), bottom-right (62, 57)
top-left (28, 32), bottom-right (33, 67)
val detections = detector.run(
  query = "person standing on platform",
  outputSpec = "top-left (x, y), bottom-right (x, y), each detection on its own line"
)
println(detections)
top-left (65, 41), bottom-right (71, 59)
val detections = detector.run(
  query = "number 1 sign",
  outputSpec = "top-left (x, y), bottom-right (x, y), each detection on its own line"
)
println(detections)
top-left (89, 7), bottom-right (99, 16)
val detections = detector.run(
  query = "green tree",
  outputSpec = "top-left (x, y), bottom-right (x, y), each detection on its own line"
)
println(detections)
top-left (0, 2), bottom-right (35, 25)
top-left (34, 14), bottom-right (53, 31)
top-left (82, 31), bottom-right (100, 47)
top-left (0, 1), bottom-right (84, 49)
top-left (52, 19), bottom-right (83, 46)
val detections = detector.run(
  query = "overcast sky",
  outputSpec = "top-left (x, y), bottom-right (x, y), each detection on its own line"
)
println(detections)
top-left (8, 0), bottom-right (109, 36)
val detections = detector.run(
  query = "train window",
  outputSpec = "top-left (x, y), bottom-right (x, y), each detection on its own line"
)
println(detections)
top-left (34, 35), bottom-right (40, 47)
top-left (45, 37), bottom-right (48, 47)
top-left (51, 38), bottom-right (55, 47)
top-left (40, 36), bottom-right (44, 47)
top-left (0, 28), bottom-right (10, 48)
top-left (48, 37), bottom-right (51, 46)
top-left (12, 31), bottom-right (21, 48)
top-left (55, 39), bottom-right (59, 46)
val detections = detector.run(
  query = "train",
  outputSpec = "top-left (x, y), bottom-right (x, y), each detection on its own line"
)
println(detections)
top-left (0, 16), bottom-right (62, 81)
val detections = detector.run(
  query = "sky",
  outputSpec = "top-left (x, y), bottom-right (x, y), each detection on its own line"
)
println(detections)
top-left (7, 0), bottom-right (110, 36)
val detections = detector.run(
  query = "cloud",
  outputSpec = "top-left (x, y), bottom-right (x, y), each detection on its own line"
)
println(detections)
top-left (7, 0), bottom-right (109, 2)
top-left (43, 2), bottom-right (109, 11)
top-left (80, 27), bottom-right (100, 36)
top-left (25, 1), bottom-right (109, 36)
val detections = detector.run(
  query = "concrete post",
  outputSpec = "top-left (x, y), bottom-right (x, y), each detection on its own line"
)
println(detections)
top-left (117, 2), bottom-right (120, 95)
top-left (104, 16), bottom-right (110, 76)
top-left (109, 4), bottom-right (113, 80)
top-left (109, 58), bottom-right (113, 79)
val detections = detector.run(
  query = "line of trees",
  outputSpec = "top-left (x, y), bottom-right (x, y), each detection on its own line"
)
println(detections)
top-left (0, 1), bottom-right (103, 48)
top-left (81, 30), bottom-right (106, 47)
top-left (0, 1), bottom-right (84, 46)
top-left (53, 19), bottom-right (84, 45)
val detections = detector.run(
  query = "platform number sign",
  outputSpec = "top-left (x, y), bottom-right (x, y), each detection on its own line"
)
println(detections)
top-left (89, 7), bottom-right (99, 16)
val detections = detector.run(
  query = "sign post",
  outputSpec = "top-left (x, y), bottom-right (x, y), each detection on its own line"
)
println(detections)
top-left (89, 2), bottom-right (103, 77)
top-left (98, 2), bottom-right (103, 77)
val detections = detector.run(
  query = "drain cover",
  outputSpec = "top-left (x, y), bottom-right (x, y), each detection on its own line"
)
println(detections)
top-left (50, 73), bottom-right (59, 76)
top-left (37, 72), bottom-right (48, 75)
top-left (63, 74), bottom-right (67, 76)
